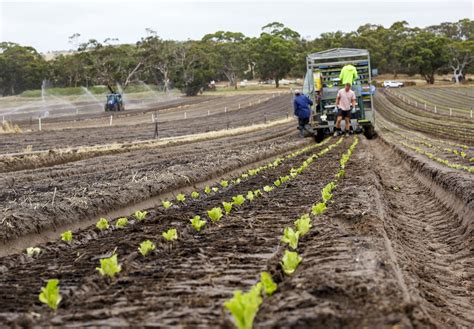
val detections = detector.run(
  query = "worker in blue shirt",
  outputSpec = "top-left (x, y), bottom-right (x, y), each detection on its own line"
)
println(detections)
top-left (293, 89), bottom-right (313, 137)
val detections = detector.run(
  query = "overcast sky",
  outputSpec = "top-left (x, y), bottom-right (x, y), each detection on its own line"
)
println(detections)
top-left (1, 0), bottom-right (473, 53)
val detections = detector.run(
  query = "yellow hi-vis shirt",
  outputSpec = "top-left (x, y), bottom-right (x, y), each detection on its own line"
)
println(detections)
top-left (339, 65), bottom-right (359, 85)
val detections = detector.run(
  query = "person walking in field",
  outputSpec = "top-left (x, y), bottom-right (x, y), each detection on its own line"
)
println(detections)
top-left (334, 82), bottom-right (356, 136)
top-left (293, 89), bottom-right (313, 137)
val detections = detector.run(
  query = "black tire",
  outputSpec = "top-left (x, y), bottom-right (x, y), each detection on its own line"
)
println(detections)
top-left (314, 128), bottom-right (325, 143)
top-left (113, 104), bottom-right (118, 111)
top-left (363, 125), bottom-right (376, 139)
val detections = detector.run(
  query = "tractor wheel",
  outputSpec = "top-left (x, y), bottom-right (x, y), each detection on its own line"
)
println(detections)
top-left (314, 128), bottom-right (325, 143)
top-left (113, 104), bottom-right (118, 111)
top-left (363, 125), bottom-right (376, 139)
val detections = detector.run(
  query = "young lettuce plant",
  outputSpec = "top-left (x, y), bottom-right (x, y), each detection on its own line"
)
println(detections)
top-left (281, 250), bottom-right (302, 275)
top-left (294, 214), bottom-right (312, 236)
top-left (224, 283), bottom-right (263, 329)
top-left (260, 272), bottom-right (277, 296)
top-left (280, 175), bottom-right (290, 183)
top-left (96, 217), bottom-right (110, 230)
top-left (176, 193), bottom-right (186, 203)
top-left (39, 279), bottom-right (61, 310)
top-left (312, 202), bottom-right (327, 215)
top-left (212, 187), bottom-right (219, 193)
top-left (254, 189), bottom-right (262, 197)
top-left (232, 195), bottom-right (245, 206)
top-left (191, 191), bottom-right (200, 199)
top-left (223, 202), bottom-right (233, 215)
top-left (204, 186), bottom-right (212, 194)
top-left (116, 217), bottom-right (129, 228)
top-left (61, 230), bottom-right (72, 242)
top-left (263, 185), bottom-right (274, 193)
top-left (281, 227), bottom-right (300, 250)
top-left (162, 200), bottom-right (173, 209)
top-left (208, 207), bottom-right (223, 222)
top-left (134, 210), bottom-right (148, 221)
top-left (241, 173), bottom-right (249, 179)
top-left (274, 179), bottom-right (282, 187)
top-left (96, 254), bottom-right (121, 278)
top-left (220, 180), bottom-right (229, 188)
top-left (138, 240), bottom-right (156, 257)
top-left (162, 228), bottom-right (178, 242)
top-left (246, 191), bottom-right (254, 202)
top-left (190, 215), bottom-right (206, 231)
top-left (26, 247), bottom-right (41, 257)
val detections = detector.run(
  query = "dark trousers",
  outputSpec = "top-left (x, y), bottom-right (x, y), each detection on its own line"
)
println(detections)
top-left (298, 117), bottom-right (309, 131)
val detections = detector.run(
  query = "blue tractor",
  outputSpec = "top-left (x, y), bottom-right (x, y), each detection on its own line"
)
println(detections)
top-left (104, 84), bottom-right (124, 111)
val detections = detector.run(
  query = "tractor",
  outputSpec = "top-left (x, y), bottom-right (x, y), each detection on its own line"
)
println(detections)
top-left (303, 48), bottom-right (376, 142)
top-left (104, 84), bottom-right (124, 112)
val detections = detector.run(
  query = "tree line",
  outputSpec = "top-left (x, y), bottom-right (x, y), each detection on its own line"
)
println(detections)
top-left (0, 19), bottom-right (472, 96)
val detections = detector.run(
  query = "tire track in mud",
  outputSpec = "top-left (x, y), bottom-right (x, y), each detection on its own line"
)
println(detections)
top-left (0, 123), bottom-right (307, 243)
top-left (369, 139), bottom-right (473, 328)
top-left (0, 138), bottom-right (349, 327)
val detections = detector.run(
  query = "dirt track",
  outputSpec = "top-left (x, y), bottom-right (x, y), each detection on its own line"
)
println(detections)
top-left (0, 90), bottom-right (473, 328)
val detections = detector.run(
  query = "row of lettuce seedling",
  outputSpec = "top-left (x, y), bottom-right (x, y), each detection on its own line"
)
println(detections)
top-left (33, 137), bottom-right (341, 311)
top-left (222, 136), bottom-right (359, 329)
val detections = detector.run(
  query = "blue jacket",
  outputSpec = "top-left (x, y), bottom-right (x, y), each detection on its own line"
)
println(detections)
top-left (293, 94), bottom-right (313, 119)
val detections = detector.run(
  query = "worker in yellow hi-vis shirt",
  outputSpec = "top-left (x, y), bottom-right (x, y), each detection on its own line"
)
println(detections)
top-left (339, 64), bottom-right (358, 85)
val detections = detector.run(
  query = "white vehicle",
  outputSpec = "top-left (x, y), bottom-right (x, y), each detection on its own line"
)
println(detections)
top-left (383, 80), bottom-right (404, 88)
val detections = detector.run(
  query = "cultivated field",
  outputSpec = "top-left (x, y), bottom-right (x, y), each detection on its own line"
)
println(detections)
top-left (0, 87), bottom-right (472, 328)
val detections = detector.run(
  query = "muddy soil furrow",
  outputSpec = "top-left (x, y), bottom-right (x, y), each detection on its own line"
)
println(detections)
top-left (0, 123), bottom-right (308, 243)
top-left (0, 95), bottom-right (291, 155)
top-left (370, 139), bottom-right (473, 328)
top-left (255, 137), bottom-right (415, 329)
top-left (0, 138), bottom-right (349, 327)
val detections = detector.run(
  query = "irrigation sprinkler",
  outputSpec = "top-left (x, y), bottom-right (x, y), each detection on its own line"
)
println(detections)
top-left (449, 108), bottom-right (452, 116)
top-left (471, 109), bottom-right (473, 118)
top-left (154, 120), bottom-right (159, 139)
top-left (207, 110), bottom-right (210, 116)
top-left (434, 105), bottom-right (437, 113)
top-left (184, 111), bottom-right (187, 119)
top-left (109, 115), bottom-right (113, 126)
top-left (2, 115), bottom-right (4, 124)
top-left (238, 103), bottom-right (241, 109)
top-left (225, 107), bottom-right (227, 113)
top-left (38, 117), bottom-right (42, 131)
top-left (424, 103), bottom-right (427, 110)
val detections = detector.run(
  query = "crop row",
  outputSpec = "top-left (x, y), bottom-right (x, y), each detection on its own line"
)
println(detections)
top-left (30, 137), bottom-right (345, 311)
top-left (377, 119), bottom-right (473, 164)
top-left (222, 136), bottom-right (359, 329)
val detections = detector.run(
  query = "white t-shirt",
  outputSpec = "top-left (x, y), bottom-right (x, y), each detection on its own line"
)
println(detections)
top-left (337, 89), bottom-right (356, 111)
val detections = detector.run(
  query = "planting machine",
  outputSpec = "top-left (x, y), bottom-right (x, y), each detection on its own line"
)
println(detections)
top-left (303, 48), bottom-right (376, 142)
top-left (104, 84), bottom-right (124, 112)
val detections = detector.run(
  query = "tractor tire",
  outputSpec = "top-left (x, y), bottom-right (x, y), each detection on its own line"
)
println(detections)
top-left (314, 128), bottom-right (325, 143)
top-left (363, 125), bottom-right (376, 139)
top-left (113, 104), bottom-right (118, 112)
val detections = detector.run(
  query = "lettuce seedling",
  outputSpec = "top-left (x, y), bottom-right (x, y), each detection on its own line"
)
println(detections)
top-left (134, 210), bottom-right (148, 221)
top-left (281, 250), bottom-right (302, 275)
top-left (191, 191), bottom-right (200, 199)
top-left (190, 215), bottom-right (206, 231)
top-left (162, 200), bottom-right (173, 209)
top-left (254, 189), bottom-right (262, 197)
top-left (208, 207), bottom-right (223, 222)
top-left (96, 254), bottom-right (121, 278)
top-left (260, 272), bottom-right (277, 296)
top-left (176, 193), bottom-right (186, 202)
top-left (61, 230), bottom-right (72, 242)
top-left (162, 228), bottom-right (178, 241)
top-left (263, 185), bottom-right (274, 192)
top-left (223, 202), bottom-right (233, 215)
top-left (116, 217), bottom-right (129, 228)
top-left (138, 240), bottom-right (156, 256)
top-left (233, 178), bottom-right (241, 185)
top-left (224, 283), bottom-right (263, 329)
top-left (312, 202), bottom-right (327, 215)
top-left (39, 279), bottom-right (61, 310)
top-left (281, 227), bottom-right (300, 249)
top-left (274, 179), bottom-right (281, 187)
top-left (335, 169), bottom-right (345, 179)
top-left (246, 191), bottom-right (254, 202)
top-left (26, 247), bottom-right (41, 257)
top-left (212, 187), bottom-right (219, 193)
top-left (232, 195), bottom-right (245, 206)
top-left (241, 173), bottom-right (249, 179)
top-left (280, 175), bottom-right (290, 183)
top-left (204, 186), bottom-right (212, 194)
top-left (220, 180), bottom-right (229, 188)
top-left (96, 217), bottom-right (110, 230)
top-left (294, 214), bottom-right (312, 236)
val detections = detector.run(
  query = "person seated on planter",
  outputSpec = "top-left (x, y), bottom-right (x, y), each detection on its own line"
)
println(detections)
top-left (334, 83), bottom-right (356, 136)
top-left (293, 89), bottom-right (313, 137)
